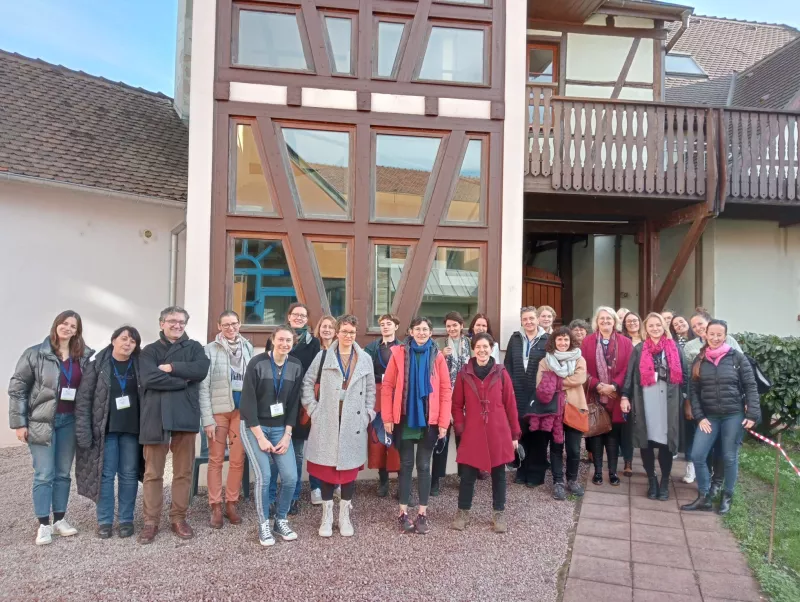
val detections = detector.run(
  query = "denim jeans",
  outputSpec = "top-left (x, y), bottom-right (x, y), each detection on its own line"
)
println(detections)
top-left (269, 438), bottom-right (304, 503)
top-left (241, 424), bottom-right (297, 522)
top-left (97, 433), bottom-right (139, 525)
top-left (691, 413), bottom-right (745, 496)
top-left (29, 413), bottom-right (76, 519)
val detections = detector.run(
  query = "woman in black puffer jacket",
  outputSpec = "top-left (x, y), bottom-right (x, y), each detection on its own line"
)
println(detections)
top-left (681, 320), bottom-right (760, 515)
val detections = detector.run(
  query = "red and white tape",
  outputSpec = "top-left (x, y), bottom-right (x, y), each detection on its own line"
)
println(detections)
top-left (747, 429), bottom-right (800, 478)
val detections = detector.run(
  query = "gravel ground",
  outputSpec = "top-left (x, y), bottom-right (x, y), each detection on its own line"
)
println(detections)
top-left (0, 445), bottom-right (587, 602)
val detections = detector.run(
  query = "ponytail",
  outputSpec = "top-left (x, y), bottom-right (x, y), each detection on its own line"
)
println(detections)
top-left (692, 343), bottom-right (708, 381)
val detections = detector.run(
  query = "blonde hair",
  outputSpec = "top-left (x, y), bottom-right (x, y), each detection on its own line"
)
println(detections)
top-left (616, 308), bottom-right (630, 331)
top-left (313, 315), bottom-right (336, 338)
top-left (642, 312), bottom-right (673, 340)
top-left (592, 306), bottom-right (620, 332)
top-left (537, 305), bottom-right (556, 318)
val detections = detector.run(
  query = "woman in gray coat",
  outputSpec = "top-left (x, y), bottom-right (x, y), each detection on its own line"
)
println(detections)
top-left (8, 310), bottom-right (93, 545)
top-left (302, 315), bottom-right (376, 538)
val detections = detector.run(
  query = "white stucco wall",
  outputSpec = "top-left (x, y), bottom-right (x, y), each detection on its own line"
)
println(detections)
top-left (656, 224), bottom-right (697, 317)
top-left (0, 180), bottom-right (185, 447)
top-left (572, 238), bottom-right (595, 320)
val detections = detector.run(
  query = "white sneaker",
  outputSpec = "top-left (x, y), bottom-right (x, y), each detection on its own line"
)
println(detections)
top-left (52, 519), bottom-right (78, 537)
top-left (258, 521), bottom-right (275, 547)
top-left (319, 500), bottom-right (334, 538)
top-left (338, 500), bottom-right (354, 537)
top-left (36, 524), bottom-right (53, 545)
top-left (683, 462), bottom-right (696, 484)
top-left (310, 488), bottom-right (323, 505)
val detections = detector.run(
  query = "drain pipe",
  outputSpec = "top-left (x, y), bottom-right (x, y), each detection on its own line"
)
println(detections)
top-left (666, 11), bottom-right (691, 53)
top-left (169, 221), bottom-right (187, 306)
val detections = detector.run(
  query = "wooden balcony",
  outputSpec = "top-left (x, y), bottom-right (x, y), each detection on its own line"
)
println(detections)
top-left (525, 85), bottom-right (800, 209)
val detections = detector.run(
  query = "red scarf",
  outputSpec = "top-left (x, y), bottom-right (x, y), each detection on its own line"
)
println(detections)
top-left (639, 337), bottom-right (682, 387)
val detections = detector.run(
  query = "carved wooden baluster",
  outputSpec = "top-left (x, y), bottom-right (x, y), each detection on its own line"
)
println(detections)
top-left (542, 87), bottom-right (553, 178)
top-left (593, 104), bottom-right (605, 191)
top-left (604, 104), bottom-right (615, 192)
top-left (685, 108), bottom-right (696, 195)
top-left (730, 112), bottom-right (741, 198)
top-left (614, 106), bottom-right (625, 192)
top-left (788, 116), bottom-right (797, 201)
top-left (573, 103), bottom-right (584, 190)
top-left (696, 110), bottom-right (706, 198)
top-left (777, 114), bottom-right (787, 200)
top-left (665, 107), bottom-right (676, 195)
top-left (563, 101), bottom-right (573, 190)
top-left (531, 87), bottom-right (542, 177)
top-left (552, 101), bottom-right (563, 189)
top-left (583, 104), bottom-right (594, 191)
top-left (656, 106), bottom-right (666, 194)
top-left (675, 107), bottom-right (686, 195)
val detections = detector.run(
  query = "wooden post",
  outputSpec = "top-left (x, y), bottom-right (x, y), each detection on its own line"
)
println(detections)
top-left (558, 237), bottom-right (574, 322)
top-left (614, 235), bottom-right (622, 309)
top-left (768, 432), bottom-right (782, 564)
top-left (638, 220), bottom-right (659, 312)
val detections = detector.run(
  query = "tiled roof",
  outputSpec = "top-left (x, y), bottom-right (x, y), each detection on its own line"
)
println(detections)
top-left (0, 51), bottom-right (188, 202)
top-left (732, 37), bottom-right (800, 110)
top-left (666, 74), bottom-right (735, 105)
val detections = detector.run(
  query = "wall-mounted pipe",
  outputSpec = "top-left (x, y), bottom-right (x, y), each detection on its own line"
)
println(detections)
top-left (169, 221), bottom-right (187, 306)
top-left (666, 11), bottom-right (691, 53)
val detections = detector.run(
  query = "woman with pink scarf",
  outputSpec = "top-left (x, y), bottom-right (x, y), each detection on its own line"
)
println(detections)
top-left (621, 313), bottom-right (686, 502)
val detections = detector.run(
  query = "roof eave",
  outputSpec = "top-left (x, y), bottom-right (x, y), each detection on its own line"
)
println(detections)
top-left (598, 0), bottom-right (694, 23)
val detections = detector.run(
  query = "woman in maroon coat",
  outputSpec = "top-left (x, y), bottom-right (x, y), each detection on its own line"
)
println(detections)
top-left (581, 307), bottom-right (634, 486)
top-left (450, 334), bottom-right (520, 534)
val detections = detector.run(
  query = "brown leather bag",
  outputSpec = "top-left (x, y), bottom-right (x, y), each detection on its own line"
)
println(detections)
top-left (585, 401), bottom-right (612, 438)
top-left (564, 403), bottom-right (589, 433)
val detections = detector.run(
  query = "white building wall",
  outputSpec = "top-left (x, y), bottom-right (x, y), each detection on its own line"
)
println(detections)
top-left (657, 224), bottom-right (697, 317)
top-left (0, 180), bottom-right (185, 447)
top-left (572, 238), bottom-right (595, 320)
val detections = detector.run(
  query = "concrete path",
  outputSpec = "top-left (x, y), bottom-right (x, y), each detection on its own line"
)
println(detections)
top-left (563, 455), bottom-right (764, 602)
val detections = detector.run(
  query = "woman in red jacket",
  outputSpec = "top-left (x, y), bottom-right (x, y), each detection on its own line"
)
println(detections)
top-left (450, 333), bottom-right (520, 534)
top-left (581, 306), bottom-right (634, 486)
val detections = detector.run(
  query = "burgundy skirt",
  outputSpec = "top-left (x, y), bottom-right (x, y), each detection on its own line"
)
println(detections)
top-left (307, 461), bottom-right (361, 485)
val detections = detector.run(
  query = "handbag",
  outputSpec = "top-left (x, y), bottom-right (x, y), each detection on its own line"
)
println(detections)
top-left (301, 350), bottom-right (327, 427)
top-left (585, 401), bottom-right (612, 438)
top-left (564, 403), bottom-right (589, 433)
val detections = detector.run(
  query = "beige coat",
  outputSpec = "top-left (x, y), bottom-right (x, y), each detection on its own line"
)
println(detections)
top-left (536, 356), bottom-right (588, 411)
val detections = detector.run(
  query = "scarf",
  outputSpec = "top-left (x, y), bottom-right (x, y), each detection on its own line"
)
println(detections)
top-left (639, 337), bottom-right (683, 387)
top-left (545, 348), bottom-right (582, 378)
top-left (293, 327), bottom-right (310, 348)
top-left (407, 339), bottom-right (433, 428)
top-left (705, 343), bottom-right (731, 366)
top-left (594, 332), bottom-right (617, 406)
top-left (446, 336), bottom-right (470, 385)
top-left (216, 333), bottom-right (244, 374)
top-left (474, 357), bottom-right (495, 381)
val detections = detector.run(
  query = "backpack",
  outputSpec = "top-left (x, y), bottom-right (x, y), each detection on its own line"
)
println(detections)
top-left (744, 353), bottom-right (772, 395)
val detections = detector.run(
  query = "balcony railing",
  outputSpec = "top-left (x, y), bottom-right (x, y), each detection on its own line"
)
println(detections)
top-left (526, 85), bottom-right (800, 205)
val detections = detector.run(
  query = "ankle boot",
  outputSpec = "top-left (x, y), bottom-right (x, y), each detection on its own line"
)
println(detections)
top-left (319, 500), bottom-right (334, 537)
top-left (225, 501), bottom-right (242, 525)
top-left (338, 500), bottom-right (354, 536)
top-left (209, 503), bottom-right (223, 529)
top-left (718, 491), bottom-right (733, 515)
top-left (377, 472), bottom-right (389, 498)
top-left (657, 475), bottom-right (670, 501)
top-left (647, 476), bottom-right (659, 500)
top-left (681, 493), bottom-right (713, 511)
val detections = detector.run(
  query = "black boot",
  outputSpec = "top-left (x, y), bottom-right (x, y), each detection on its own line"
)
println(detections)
top-left (681, 493), bottom-right (713, 511)
top-left (657, 475), bottom-right (670, 501)
top-left (718, 491), bottom-right (733, 515)
top-left (592, 472), bottom-right (603, 485)
top-left (647, 476), bottom-right (659, 499)
top-left (377, 471), bottom-right (389, 498)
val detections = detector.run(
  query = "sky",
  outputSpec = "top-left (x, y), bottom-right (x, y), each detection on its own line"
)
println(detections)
top-left (0, 0), bottom-right (797, 97)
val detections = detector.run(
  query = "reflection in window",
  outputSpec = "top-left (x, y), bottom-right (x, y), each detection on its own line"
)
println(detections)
top-left (324, 16), bottom-right (353, 75)
top-left (236, 10), bottom-right (310, 71)
top-left (231, 124), bottom-right (275, 214)
top-left (376, 21), bottom-right (406, 78)
top-left (444, 139), bottom-right (483, 223)
top-left (233, 238), bottom-right (297, 326)
top-left (282, 128), bottom-right (350, 218)
top-left (310, 241), bottom-right (348, 316)
top-left (418, 27), bottom-right (485, 84)
top-left (372, 244), bottom-right (409, 326)
top-left (374, 134), bottom-right (441, 221)
top-left (528, 46), bottom-right (556, 83)
top-left (419, 246), bottom-right (481, 324)
top-left (665, 53), bottom-right (707, 77)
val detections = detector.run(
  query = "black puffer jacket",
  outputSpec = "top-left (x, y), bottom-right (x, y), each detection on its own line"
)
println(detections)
top-left (690, 349), bottom-right (761, 424)
top-left (74, 346), bottom-right (144, 502)
top-left (503, 329), bottom-right (548, 417)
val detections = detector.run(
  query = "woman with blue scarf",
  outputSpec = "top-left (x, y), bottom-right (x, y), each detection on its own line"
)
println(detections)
top-left (381, 317), bottom-right (452, 535)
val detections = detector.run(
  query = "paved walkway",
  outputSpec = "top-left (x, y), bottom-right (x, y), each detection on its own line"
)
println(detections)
top-left (563, 456), bottom-right (764, 602)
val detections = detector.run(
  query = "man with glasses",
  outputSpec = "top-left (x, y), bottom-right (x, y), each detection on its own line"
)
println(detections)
top-left (199, 310), bottom-right (254, 529)
top-left (137, 306), bottom-right (210, 544)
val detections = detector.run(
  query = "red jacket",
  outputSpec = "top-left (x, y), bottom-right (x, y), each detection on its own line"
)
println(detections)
top-left (452, 360), bottom-right (521, 472)
top-left (580, 332), bottom-right (633, 423)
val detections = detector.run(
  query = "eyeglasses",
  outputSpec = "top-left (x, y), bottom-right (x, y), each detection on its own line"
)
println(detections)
top-left (338, 330), bottom-right (357, 337)
top-left (220, 322), bottom-right (240, 329)
top-left (164, 320), bottom-right (186, 327)
top-left (289, 313), bottom-right (308, 320)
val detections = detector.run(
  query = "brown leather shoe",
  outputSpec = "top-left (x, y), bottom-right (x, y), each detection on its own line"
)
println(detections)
top-left (170, 520), bottom-right (194, 540)
top-left (210, 503), bottom-right (223, 529)
top-left (137, 524), bottom-right (158, 545)
top-left (225, 501), bottom-right (242, 525)
top-left (623, 461), bottom-right (633, 478)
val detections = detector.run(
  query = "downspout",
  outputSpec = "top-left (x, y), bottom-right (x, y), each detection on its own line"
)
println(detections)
top-left (169, 221), bottom-right (187, 306)
top-left (666, 11), bottom-right (690, 53)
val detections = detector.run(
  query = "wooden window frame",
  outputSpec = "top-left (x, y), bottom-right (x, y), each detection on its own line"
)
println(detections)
top-left (366, 239), bottom-right (418, 333)
top-left (527, 41), bottom-right (560, 89)
top-left (413, 21), bottom-right (491, 88)
top-left (440, 133), bottom-right (489, 227)
top-left (435, 0), bottom-right (491, 7)
top-left (305, 235), bottom-right (354, 317)
top-left (319, 9), bottom-right (358, 77)
top-left (372, 16), bottom-right (413, 81)
top-left (228, 118), bottom-right (283, 218)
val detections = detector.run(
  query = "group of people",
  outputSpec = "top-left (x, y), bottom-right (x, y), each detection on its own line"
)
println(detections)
top-left (8, 301), bottom-right (761, 547)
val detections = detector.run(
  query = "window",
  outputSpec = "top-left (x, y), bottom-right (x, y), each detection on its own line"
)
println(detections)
top-left (528, 43), bottom-right (559, 84)
top-left (418, 26), bottom-right (486, 84)
top-left (230, 123), bottom-right (276, 215)
top-left (443, 138), bottom-right (484, 224)
top-left (372, 244), bottom-right (411, 326)
top-left (665, 53), bottom-right (707, 78)
top-left (373, 133), bottom-right (442, 221)
top-left (375, 21), bottom-right (407, 78)
top-left (235, 9), bottom-right (311, 71)
top-left (323, 16), bottom-right (354, 75)
top-left (233, 238), bottom-right (298, 326)
top-left (309, 240), bottom-right (348, 316)
top-left (437, 0), bottom-right (489, 4)
top-left (419, 246), bottom-right (481, 325)
top-left (281, 127), bottom-right (351, 219)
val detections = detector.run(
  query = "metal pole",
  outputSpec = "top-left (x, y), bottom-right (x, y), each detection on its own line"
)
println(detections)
top-left (768, 432), bottom-right (782, 564)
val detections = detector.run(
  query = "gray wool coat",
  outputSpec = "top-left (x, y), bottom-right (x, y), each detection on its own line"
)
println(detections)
top-left (301, 341), bottom-right (376, 471)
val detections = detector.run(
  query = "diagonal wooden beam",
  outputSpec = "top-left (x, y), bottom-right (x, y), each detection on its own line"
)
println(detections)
top-left (396, 0), bottom-right (433, 82)
top-left (652, 202), bottom-right (710, 232)
top-left (611, 38), bottom-right (641, 99)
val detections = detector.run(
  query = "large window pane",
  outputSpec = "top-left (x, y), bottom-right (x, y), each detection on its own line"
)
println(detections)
top-left (310, 241), bottom-right (348, 316)
top-left (233, 238), bottom-right (297, 326)
top-left (528, 47), bottom-right (556, 83)
top-left (374, 134), bottom-right (441, 221)
top-left (376, 21), bottom-right (406, 78)
top-left (231, 124), bottom-right (275, 214)
top-left (324, 17), bottom-right (353, 75)
top-left (418, 27), bottom-right (485, 84)
top-left (419, 247), bottom-right (481, 325)
top-left (282, 128), bottom-right (350, 218)
top-left (372, 244), bottom-right (409, 326)
top-left (444, 139), bottom-right (483, 223)
top-left (236, 10), bottom-right (310, 71)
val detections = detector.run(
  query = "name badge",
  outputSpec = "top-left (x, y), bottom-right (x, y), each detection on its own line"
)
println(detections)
top-left (270, 402), bottom-right (284, 417)
top-left (60, 387), bottom-right (77, 401)
top-left (654, 372), bottom-right (659, 383)
top-left (231, 379), bottom-right (243, 392)
top-left (115, 396), bottom-right (131, 410)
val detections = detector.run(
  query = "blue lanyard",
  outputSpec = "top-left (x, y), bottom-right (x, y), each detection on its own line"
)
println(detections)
top-left (270, 353), bottom-right (286, 399)
top-left (337, 348), bottom-right (353, 382)
top-left (524, 335), bottom-right (536, 357)
top-left (112, 360), bottom-right (132, 393)
top-left (60, 359), bottom-right (74, 386)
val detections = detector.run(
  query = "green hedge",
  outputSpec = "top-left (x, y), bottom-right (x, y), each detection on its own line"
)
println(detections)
top-left (735, 332), bottom-right (800, 435)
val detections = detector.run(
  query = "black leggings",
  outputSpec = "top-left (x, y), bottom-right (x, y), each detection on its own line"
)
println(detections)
top-left (397, 437), bottom-right (434, 506)
top-left (431, 426), bottom-right (462, 481)
top-left (591, 423), bottom-right (623, 474)
top-left (320, 481), bottom-right (355, 501)
top-left (458, 465), bottom-right (506, 511)
top-left (640, 441), bottom-right (673, 478)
